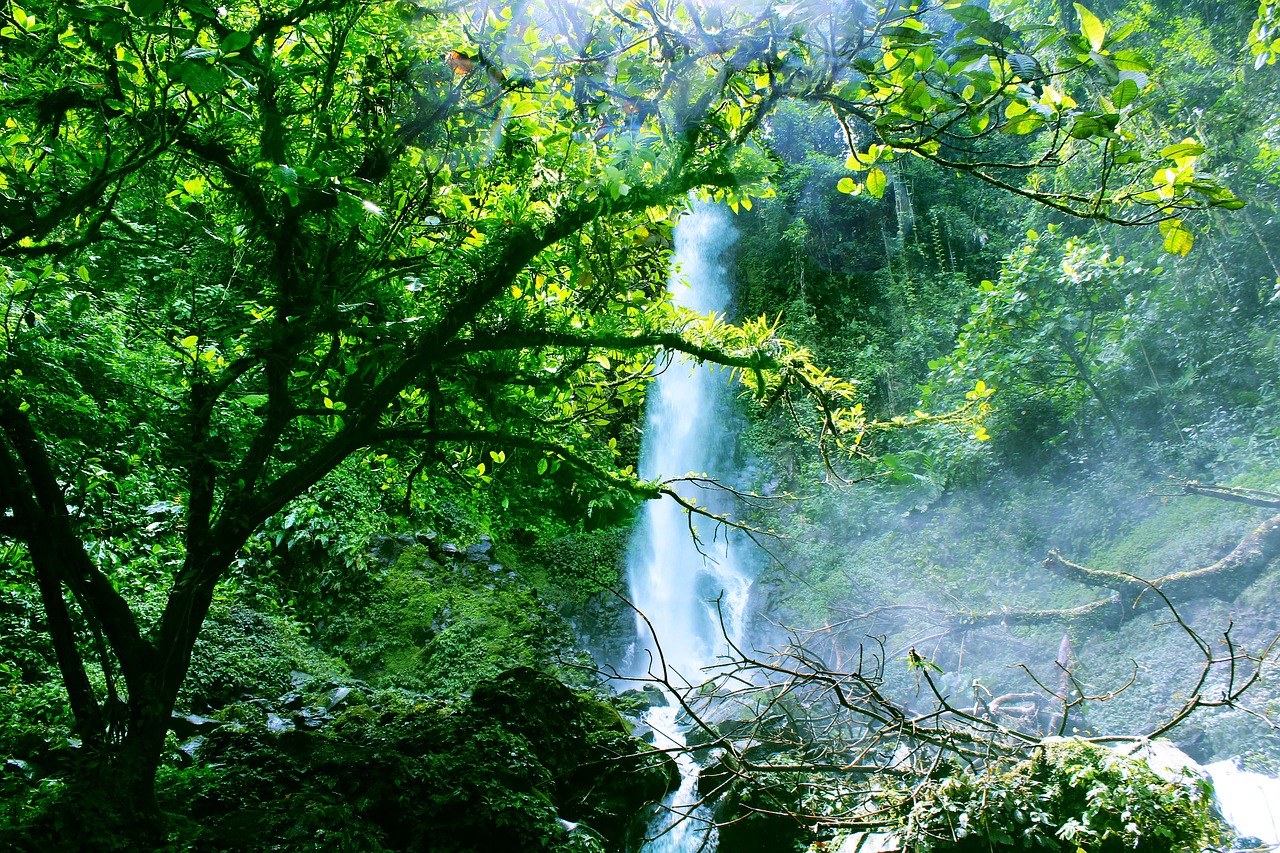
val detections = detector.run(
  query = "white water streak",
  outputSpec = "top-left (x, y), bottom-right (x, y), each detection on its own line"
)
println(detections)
top-left (626, 201), bottom-right (753, 683)
top-left (1208, 759), bottom-right (1280, 846)
top-left (625, 201), bottom-right (754, 852)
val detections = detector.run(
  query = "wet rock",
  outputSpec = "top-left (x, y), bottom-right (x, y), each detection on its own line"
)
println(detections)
top-left (626, 718), bottom-right (656, 744)
top-left (278, 691), bottom-right (306, 710)
top-left (370, 533), bottom-right (418, 566)
top-left (466, 535), bottom-right (494, 563)
top-left (685, 724), bottom-right (724, 759)
top-left (697, 748), bottom-right (738, 798)
top-left (323, 686), bottom-right (356, 711)
top-left (618, 685), bottom-right (669, 710)
top-left (3, 758), bottom-right (32, 779)
top-left (177, 736), bottom-right (205, 763)
top-left (170, 712), bottom-right (224, 737)
top-left (295, 707), bottom-right (329, 730)
top-left (439, 542), bottom-right (461, 558)
top-left (265, 712), bottom-right (293, 733)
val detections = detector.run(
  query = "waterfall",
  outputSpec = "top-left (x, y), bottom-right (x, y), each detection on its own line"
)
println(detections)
top-left (1206, 759), bottom-right (1280, 846)
top-left (626, 201), bottom-right (754, 683)
top-left (625, 201), bottom-right (755, 851)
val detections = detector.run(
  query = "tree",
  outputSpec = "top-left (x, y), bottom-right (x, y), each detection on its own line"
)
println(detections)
top-left (0, 0), bottom-right (1243, 842)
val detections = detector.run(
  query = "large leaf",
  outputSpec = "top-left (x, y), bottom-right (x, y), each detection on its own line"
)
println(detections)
top-left (1073, 3), bottom-right (1106, 52)
top-left (866, 168), bottom-right (887, 198)
top-left (1160, 219), bottom-right (1194, 256)
top-left (1111, 79), bottom-right (1138, 109)
top-left (170, 59), bottom-right (228, 93)
top-left (1068, 112), bottom-right (1119, 139)
top-left (127, 0), bottom-right (164, 18)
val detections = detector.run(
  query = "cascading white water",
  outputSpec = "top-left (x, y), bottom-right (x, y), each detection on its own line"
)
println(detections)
top-left (1207, 759), bottom-right (1280, 846)
top-left (625, 201), bottom-right (755, 852)
top-left (626, 201), bottom-right (754, 683)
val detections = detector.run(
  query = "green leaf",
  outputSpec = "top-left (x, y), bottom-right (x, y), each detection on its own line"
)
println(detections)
top-left (1160, 219), bottom-right (1194, 256)
top-left (219, 30), bottom-right (252, 53)
top-left (944, 4), bottom-right (991, 24)
top-left (1068, 111), bottom-right (1119, 139)
top-left (1007, 53), bottom-right (1041, 80)
top-left (69, 293), bottom-right (90, 321)
top-left (836, 176), bottom-right (857, 194)
top-left (1111, 49), bottom-right (1152, 71)
top-left (866, 168), bottom-right (887, 198)
top-left (1160, 141), bottom-right (1205, 160)
top-left (270, 164), bottom-right (298, 186)
top-left (1073, 3), bottom-right (1106, 52)
top-left (127, 0), bottom-right (164, 18)
top-left (537, 458), bottom-right (548, 475)
top-left (1001, 112), bottom-right (1045, 135)
top-left (170, 59), bottom-right (227, 93)
top-left (1111, 79), bottom-right (1138, 108)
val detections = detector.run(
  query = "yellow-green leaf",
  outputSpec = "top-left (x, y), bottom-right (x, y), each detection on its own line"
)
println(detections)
top-left (1160, 219), bottom-right (1194, 256)
top-left (1160, 140), bottom-right (1205, 161)
top-left (1074, 3), bottom-right (1106, 52)
top-left (837, 176), bottom-right (857, 194)
top-left (866, 168), bottom-right (887, 198)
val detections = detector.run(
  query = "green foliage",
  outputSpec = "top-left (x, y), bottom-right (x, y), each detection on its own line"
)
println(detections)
top-left (242, 455), bottom-right (395, 618)
top-left (182, 604), bottom-right (345, 711)
top-left (898, 740), bottom-right (1220, 851)
top-left (1251, 0), bottom-right (1280, 65)
top-left (517, 527), bottom-right (629, 603)
top-left (313, 545), bottom-right (586, 698)
top-left (0, 0), bottom-right (1269, 839)
top-left (921, 228), bottom-right (1165, 470)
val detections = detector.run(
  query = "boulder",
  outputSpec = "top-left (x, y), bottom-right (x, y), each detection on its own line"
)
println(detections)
top-left (466, 535), bottom-right (494, 562)
top-left (469, 667), bottom-right (679, 844)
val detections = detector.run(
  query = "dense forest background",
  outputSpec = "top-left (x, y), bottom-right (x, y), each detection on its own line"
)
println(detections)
top-left (2, 0), bottom-right (1278, 849)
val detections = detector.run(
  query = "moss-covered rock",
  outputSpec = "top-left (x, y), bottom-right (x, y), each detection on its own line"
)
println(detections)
top-left (313, 543), bottom-right (589, 697)
top-left (150, 668), bottom-right (675, 852)
top-left (182, 604), bottom-right (346, 711)
top-left (470, 667), bottom-right (678, 842)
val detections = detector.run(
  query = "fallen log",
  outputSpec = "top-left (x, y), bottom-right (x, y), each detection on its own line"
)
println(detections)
top-left (954, 484), bottom-right (1280, 631)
